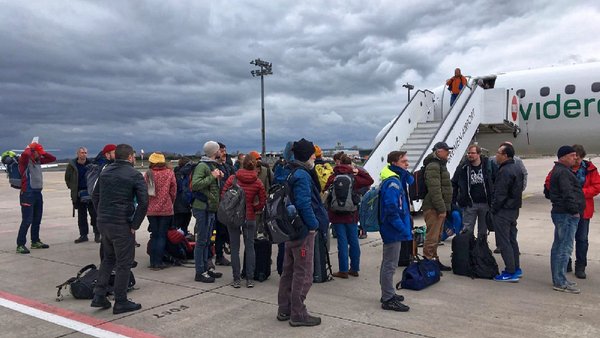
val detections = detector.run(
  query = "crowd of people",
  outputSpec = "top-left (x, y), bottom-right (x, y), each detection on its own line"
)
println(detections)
top-left (11, 138), bottom-right (599, 324)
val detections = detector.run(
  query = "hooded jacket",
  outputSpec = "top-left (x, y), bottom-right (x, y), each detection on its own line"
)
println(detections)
top-left (222, 168), bottom-right (266, 221)
top-left (379, 164), bottom-right (414, 244)
top-left (287, 161), bottom-right (329, 239)
top-left (324, 164), bottom-right (374, 224)
top-left (191, 157), bottom-right (221, 212)
top-left (145, 166), bottom-right (177, 216)
top-left (451, 156), bottom-right (495, 208)
top-left (18, 147), bottom-right (56, 193)
top-left (422, 152), bottom-right (452, 213)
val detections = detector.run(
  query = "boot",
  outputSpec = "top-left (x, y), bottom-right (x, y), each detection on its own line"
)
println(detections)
top-left (113, 300), bottom-right (142, 314)
top-left (90, 295), bottom-right (111, 309)
top-left (575, 266), bottom-right (586, 279)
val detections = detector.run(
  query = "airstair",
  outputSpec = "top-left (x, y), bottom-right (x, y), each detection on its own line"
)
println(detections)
top-left (364, 82), bottom-right (521, 194)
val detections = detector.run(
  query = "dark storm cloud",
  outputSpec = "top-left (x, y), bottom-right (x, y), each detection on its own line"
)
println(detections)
top-left (0, 0), bottom-right (598, 158)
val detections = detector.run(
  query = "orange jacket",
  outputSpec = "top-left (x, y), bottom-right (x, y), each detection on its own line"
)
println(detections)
top-left (446, 75), bottom-right (467, 94)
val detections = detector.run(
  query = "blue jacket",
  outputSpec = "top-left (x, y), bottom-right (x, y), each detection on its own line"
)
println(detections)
top-left (379, 164), bottom-right (413, 244)
top-left (288, 161), bottom-right (329, 239)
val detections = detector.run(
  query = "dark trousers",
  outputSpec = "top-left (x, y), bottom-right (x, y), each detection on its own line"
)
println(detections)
top-left (94, 224), bottom-right (135, 302)
top-left (174, 212), bottom-right (192, 235)
top-left (214, 219), bottom-right (229, 259)
top-left (148, 216), bottom-right (171, 267)
top-left (277, 231), bottom-right (316, 322)
top-left (17, 191), bottom-right (43, 246)
top-left (76, 200), bottom-right (98, 237)
top-left (494, 210), bottom-right (520, 274)
top-left (575, 218), bottom-right (590, 269)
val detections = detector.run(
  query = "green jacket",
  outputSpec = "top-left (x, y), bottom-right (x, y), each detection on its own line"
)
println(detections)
top-left (191, 159), bottom-right (220, 212)
top-left (422, 152), bottom-right (452, 213)
top-left (65, 158), bottom-right (90, 203)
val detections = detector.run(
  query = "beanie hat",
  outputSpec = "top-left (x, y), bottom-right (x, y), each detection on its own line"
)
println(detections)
top-left (203, 141), bottom-right (220, 157)
top-left (314, 145), bottom-right (323, 158)
top-left (249, 151), bottom-right (261, 160)
top-left (149, 152), bottom-right (166, 164)
top-left (557, 145), bottom-right (575, 159)
top-left (102, 144), bottom-right (117, 154)
top-left (292, 138), bottom-right (315, 162)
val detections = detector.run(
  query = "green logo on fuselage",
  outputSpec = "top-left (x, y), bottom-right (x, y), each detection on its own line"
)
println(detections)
top-left (519, 94), bottom-right (599, 120)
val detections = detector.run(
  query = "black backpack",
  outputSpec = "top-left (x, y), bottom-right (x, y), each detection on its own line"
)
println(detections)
top-left (217, 177), bottom-right (246, 227)
top-left (2, 154), bottom-right (22, 189)
top-left (409, 165), bottom-right (427, 201)
top-left (470, 235), bottom-right (499, 279)
top-left (327, 174), bottom-right (360, 214)
top-left (56, 264), bottom-right (136, 301)
top-left (263, 168), bottom-right (304, 244)
top-left (452, 232), bottom-right (475, 276)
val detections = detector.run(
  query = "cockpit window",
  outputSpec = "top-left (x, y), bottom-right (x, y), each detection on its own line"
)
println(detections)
top-left (540, 87), bottom-right (550, 97)
top-left (565, 84), bottom-right (575, 95)
top-left (516, 89), bottom-right (526, 98)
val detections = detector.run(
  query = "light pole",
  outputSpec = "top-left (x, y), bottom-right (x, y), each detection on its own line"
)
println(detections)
top-left (250, 58), bottom-right (273, 157)
top-left (402, 83), bottom-right (414, 102)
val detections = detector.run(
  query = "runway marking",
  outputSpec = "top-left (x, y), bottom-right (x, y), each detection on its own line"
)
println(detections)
top-left (0, 290), bottom-right (160, 338)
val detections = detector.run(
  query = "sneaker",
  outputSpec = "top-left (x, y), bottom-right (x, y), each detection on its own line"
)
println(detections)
top-left (332, 271), bottom-right (349, 279)
top-left (30, 241), bottom-right (49, 249)
top-left (494, 272), bottom-right (519, 282)
top-left (246, 280), bottom-right (254, 288)
top-left (566, 280), bottom-right (578, 287)
top-left (94, 234), bottom-right (101, 243)
top-left (436, 260), bottom-right (452, 272)
top-left (113, 300), bottom-right (142, 314)
top-left (380, 294), bottom-right (405, 303)
top-left (348, 270), bottom-right (359, 277)
top-left (493, 248), bottom-right (501, 254)
top-left (381, 297), bottom-right (410, 312)
top-left (207, 270), bottom-right (222, 279)
top-left (553, 284), bottom-right (581, 294)
top-left (232, 279), bottom-right (241, 288)
top-left (277, 312), bottom-right (290, 321)
top-left (90, 295), bottom-right (111, 309)
top-left (215, 256), bottom-right (231, 266)
top-left (514, 268), bottom-right (523, 279)
top-left (74, 236), bottom-right (89, 244)
top-left (195, 272), bottom-right (215, 283)
top-left (16, 245), bottom-right (30, 254)
top-left (289, 315), bottom-right (322, 327)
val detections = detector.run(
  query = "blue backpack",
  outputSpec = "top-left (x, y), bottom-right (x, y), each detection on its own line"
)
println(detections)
top-left (2, 152), bottom-right (21, 189)
top-left (359, 178), bottom-right (395, 232)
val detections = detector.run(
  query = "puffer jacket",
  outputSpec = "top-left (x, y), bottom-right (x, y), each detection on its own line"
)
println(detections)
top-left (191, 157), bottom-right (220, 212)
top-left (221, 168), bottom-right (266, 221)
top-left (92, 159), bottom-right (148, 229)
top-left (287, 161), bottom-right (329, 239)
top-left (422, 152), bottom-right (452, 213)
top-left (379, 164), bottom-right (413, 244)
top-left (548, 162), bottom-right (585, 215)
top-left (491, 159), bottom-right (523, 213)
top-left (324, 164), bottom-right (374, 224)
top-left (145, 167), bottom-right (177, 216)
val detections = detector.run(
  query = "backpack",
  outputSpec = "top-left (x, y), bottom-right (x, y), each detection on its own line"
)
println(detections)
top-left (442, 210), bottom-right (463, 240)
top-left (190, 162), bottom-right (212, 203)
top-left (409, 165), bottom-right (427, 201)
top-left (85, 163), bottom-right (102, 196)
top-left (217, 177), bottom-right (246, 227)
top-left (470, 235), bottom-right (499, 279)
top-left (359, 186), bottom-right (381, 232)
top-left (263, 168), bottom-right (305, 244)
top-left (314, 162), bottom-right (333, 192)
top-left (452, 231), bottom-right (475, 276)
top-left (55, 264), bottom-right (136, 301)
top-left (2, 152), bottom-right (21, 189)
top-left (327, 174), bottom-right (360, 214)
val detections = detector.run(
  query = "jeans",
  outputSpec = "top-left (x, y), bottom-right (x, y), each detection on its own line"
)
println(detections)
top-left (94, 224), bottom-right (135, 303)
top-left (575, 218), bottom-right (590, 269)
top-left (380, 241), bottom-right (401, 302)
top-left (493, 210), bottom-right (520, 274)
top-left (551, 213), bottom-right (579, 287)
top-left (148, 216), bottom-right (172, 267)
top-left (76, 200), bottom-right (98, 237)
top-left (228, 220), bottom-right (256, 280)
top-left (193, 209), bottom-right (215, 274)
top-left (278, 231), bottom-right (316, 322)
top-left (332, 223), bottom-right (360, 272)
top-left (462, 203), bottom-right (489, 238)
top-left (17, 191), bottom-right (43, 246)
top-left (450, 93), bottom-right (458, 106)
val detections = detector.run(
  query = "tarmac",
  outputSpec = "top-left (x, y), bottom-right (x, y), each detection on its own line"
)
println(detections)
top-left (0, 157), bottom-right (599, 338)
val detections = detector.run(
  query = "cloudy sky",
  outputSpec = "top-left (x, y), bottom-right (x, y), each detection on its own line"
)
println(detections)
top-left (1, 0), bottom-right (599, 159)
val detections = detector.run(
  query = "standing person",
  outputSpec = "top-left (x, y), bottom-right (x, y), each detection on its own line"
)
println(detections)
top-left (451, 144), bottom-right (495, 238)
top-left (421, 142), bottom-right (453, 271)
top-left (277, 138), bottom-right (328, 327)
top-left (234, 153), bottom-right (245, 171)
top-left (324, 154), bottom-right (373, 279)
top-left (192, 141), bottom-right (224, 283)
top-left (249, 150), bottom-right (273, 192)
top-left (378, 151), bottom-right (412, 312)
top-left (16, 142), bottom-right (56, 254)
top-left (90, 144), bottom-right (148, 314)
top-left (214, 142), bottom-right (234, 267)
top-left (491, 143), bottom-right (524, 282)
top-left (275, 141), bottom-right (295, 276)
top-left (65, 147), bottom-right (99, 243)
top-left (547, 146), bottom-right (585, 293)
top-left (446, 68), bottom-right (467, 106)
top-left (221, 155), bottom-right (266, 288)
top-left (569, 145), bottom-right (600, 278)
top-left (145, 152), bottom-right (177, 270)
top-left (173, 157), bottom-right (193, 235)
top-left (314, 145), bottom-right (333, 193)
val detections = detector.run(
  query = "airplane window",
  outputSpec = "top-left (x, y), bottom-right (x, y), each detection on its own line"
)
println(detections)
top-left (565, 85), bottom-right (575, 94)
top-left (540, 87), bottom-right (550, 97)
top-left (516, 89), bottom-right (526, 98)
top-left (592, 82), bottom-right (600, 92)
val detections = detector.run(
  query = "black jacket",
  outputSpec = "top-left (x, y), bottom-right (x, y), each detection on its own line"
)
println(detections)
top-left (491, 159), bottom-right (523, 213)
top-left (92, 160), bottom-right (148, 229)
top-left (549, 162), bottom-right (585, 215)
top-left (451, 156), bottom-right (495, 208)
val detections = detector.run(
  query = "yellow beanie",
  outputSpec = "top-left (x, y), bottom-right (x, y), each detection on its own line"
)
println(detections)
top-left (149, 152), bottom-right (166, 164)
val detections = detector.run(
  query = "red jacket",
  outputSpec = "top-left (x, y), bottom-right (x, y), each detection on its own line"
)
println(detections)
top-left (324, 164), bottom-right (374, 224)
top-left (222, 169), bottom-right (266, 221)
top-left (145, 167), bottom-right (177, 216)
top-left (544, 160), bottom-right (600, 219)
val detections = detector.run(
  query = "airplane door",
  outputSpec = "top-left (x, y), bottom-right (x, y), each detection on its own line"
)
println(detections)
top-left (506, 89), bottom-right (520, 129)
